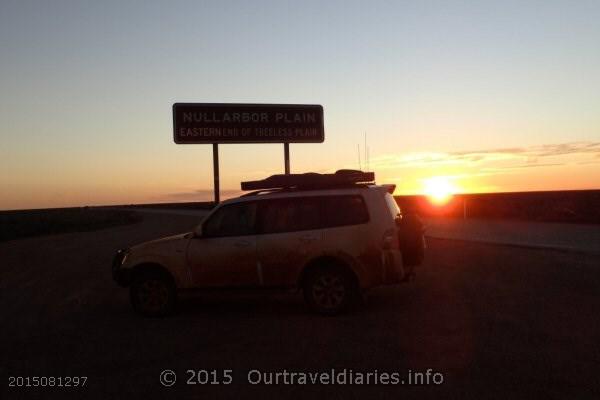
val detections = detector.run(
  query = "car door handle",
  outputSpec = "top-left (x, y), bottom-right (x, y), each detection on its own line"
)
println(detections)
top-left (299, 235), bottom-right (318, 243)
top-left (234, 240), bottom-right (251, 247)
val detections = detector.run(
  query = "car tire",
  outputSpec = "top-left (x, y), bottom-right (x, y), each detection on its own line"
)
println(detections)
top-left (303, 266), bottom-right (357, 315)
top-left (130, 271), bottom-right (177, 317)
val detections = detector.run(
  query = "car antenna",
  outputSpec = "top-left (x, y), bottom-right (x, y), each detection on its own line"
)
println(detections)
top-left (364, 131), bottom-right (369, 171)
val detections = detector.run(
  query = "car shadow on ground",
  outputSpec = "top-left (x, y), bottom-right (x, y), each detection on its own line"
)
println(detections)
top-left (175, 292), bottom-right (326, 318)
top-left (167, 286), bottom-right (415, 319)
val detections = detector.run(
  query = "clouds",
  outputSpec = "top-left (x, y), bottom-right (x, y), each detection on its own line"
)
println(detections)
top-left (155, 141), bottom-right (600, 200)
top-left (369, 141), bottom-right (600, 170)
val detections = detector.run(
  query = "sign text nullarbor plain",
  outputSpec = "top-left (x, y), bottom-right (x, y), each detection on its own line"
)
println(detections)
top-left (183, 112), bottom-right (317, 124)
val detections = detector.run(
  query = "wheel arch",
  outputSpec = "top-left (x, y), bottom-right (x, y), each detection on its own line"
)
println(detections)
top-left (130, 262), bottom-right (176, 284)
top-left (298, 255), bottom-right (360, 290)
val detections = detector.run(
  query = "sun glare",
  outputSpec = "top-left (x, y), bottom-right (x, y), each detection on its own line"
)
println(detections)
top-left (422, 176), bottom-right (457, 205)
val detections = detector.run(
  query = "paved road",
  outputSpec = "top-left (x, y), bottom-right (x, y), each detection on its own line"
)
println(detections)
top-left (2, 212), bottom-right (599, 399)
top-left (425, 217), bottom-right (600, 253)
top-left (130, 207), bottom-right (600, 253)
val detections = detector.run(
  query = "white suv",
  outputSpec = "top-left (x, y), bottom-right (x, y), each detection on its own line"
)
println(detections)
top-left (112, 171), bottom-right (425, 316)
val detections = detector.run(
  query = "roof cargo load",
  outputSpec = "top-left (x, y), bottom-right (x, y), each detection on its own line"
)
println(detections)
top-left (241, 170), bottom-right (375, 191)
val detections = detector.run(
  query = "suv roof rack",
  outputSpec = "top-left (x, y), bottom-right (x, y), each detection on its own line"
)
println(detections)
top-left (241, 170), bottom-right (375, 191)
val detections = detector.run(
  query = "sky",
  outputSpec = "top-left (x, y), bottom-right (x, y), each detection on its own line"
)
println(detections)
top-left (1, 0), bottom-right (599, 210)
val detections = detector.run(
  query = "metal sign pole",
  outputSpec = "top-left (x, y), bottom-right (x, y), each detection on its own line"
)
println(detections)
top-left (213, 143), bottom-right (220, 204)
top-left (284, 143), bottom-right (290, 175)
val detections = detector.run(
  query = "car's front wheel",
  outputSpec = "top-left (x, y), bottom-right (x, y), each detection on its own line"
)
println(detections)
top-left (130, 271), bottom-right (176, 317)
top-left (303, 267), bottom-right (357, 315)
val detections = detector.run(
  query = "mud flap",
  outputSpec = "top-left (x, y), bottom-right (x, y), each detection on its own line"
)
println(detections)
top-left (398, 213), bottom-right (425, 267)
top-left (382, 250), bottom-right (405, 284)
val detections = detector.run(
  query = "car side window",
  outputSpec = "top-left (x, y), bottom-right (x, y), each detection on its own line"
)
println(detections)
top-left (203, 202), bottom-right (257, 237)
top-left (321, 195), bottom-right (369, 227)
top-left (259, 197), bottom-right (321, 234)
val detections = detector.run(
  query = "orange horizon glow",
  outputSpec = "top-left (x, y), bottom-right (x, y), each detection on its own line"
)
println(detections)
top-left (421, 176), bottom-right (460, 206)
top-left (1, 141), bottom-right (600, 211)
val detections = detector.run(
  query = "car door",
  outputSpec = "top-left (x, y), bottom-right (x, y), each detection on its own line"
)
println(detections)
top-left (187, 201), bottom-right (259, 287)
top-left (256, 197), bottom-right (324, 287)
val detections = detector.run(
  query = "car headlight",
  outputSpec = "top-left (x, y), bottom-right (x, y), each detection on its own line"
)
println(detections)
top-left (113, 248), bottom-right (130, 268)
top-left (120, 250), bottom-right (129, 265)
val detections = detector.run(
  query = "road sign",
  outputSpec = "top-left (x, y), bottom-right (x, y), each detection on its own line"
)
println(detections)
top-left (172, 103), bottom-right (324, 204)
top-left (173, 103), bottom-right (324, 144)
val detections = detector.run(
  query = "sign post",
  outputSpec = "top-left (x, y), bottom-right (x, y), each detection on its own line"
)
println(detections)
top-left (212, 143), bottom-right (220, 204)
top-left (284, 143), bottom-right (290, 175)
top-left (173, 103), bottom-right (324, 203)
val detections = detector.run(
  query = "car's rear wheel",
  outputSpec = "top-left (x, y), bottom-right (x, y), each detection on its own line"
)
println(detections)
top-left (303, 267), bottom-right (357, 315)
top-left (130, 271), bottom-right (176, 317)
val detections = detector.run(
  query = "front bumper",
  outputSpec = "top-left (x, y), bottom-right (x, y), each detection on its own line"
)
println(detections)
top-left (112, 249), bottom-right (132, 287)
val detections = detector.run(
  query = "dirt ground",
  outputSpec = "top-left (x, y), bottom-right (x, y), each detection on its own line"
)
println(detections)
top-left (1, 212), bottom-right (599, 399)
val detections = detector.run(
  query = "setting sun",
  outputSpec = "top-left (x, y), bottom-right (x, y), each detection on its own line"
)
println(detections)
top-left (422, 176), bottom-right (458, 205)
